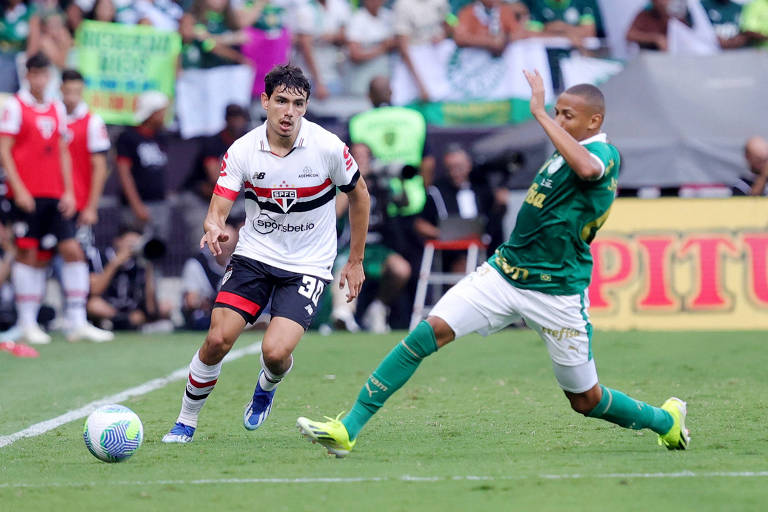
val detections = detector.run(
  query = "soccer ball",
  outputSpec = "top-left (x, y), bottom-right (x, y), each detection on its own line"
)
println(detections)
top-left (83, 404), bottom-right (144, 463)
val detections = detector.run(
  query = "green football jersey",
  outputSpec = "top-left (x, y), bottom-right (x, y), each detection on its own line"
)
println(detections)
top-left (489, 133), bottom-right (620, 295)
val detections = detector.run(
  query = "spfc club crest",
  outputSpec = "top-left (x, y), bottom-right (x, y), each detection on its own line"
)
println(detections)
top-left (272, 189), bottom-right (297, 213)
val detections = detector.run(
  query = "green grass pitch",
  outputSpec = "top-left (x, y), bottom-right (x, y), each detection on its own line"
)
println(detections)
top-left (1, 329), bottom-right (767, 511)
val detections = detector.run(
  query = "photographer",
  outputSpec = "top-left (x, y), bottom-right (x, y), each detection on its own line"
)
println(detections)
top-left (332, 143), bottom-right (411, 333)
top-left (86, 224), bottom-right (170, 331)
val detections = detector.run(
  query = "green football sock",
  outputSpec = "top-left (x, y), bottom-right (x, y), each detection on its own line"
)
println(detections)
top-left (342, 321), bottom-right (438, 440)
top-left (587, 385), bottom-right (674, 435)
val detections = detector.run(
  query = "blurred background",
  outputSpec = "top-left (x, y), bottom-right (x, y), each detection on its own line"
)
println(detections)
top-left (0, 0), bottom-right (766, 341)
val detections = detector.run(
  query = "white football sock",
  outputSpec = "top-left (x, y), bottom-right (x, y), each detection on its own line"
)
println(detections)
top-left (12, 262), bottom-right (46, 327)
top-left (258, 353), bottom-right (293, 392)
top-left (176, 351), bottom-right (222, 428)
top-left (61, 261), bottom-right (89, 329)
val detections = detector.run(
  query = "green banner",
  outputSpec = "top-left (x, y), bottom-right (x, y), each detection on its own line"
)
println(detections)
top-left (407, 98), bottom-right (537, 126)
top-left (75, 21), bottom-right (181, 125)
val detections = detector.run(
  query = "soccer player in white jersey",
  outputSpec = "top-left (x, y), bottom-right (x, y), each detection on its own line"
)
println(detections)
top-left (163, 65), bottom-right (370, 443)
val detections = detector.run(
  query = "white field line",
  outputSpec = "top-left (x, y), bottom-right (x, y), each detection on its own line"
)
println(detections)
top-left (1, 472), bottom-right (768, 489)
top-left (0, 342), bottom-right (262, 449)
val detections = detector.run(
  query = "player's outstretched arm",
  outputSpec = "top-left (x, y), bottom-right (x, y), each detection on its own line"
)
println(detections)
top-left (201, 194), bottom-right (234, 256)
top-left (523, 69), bottom-right (602, 180)
top-left (340, 176), bottom-right (370, 302)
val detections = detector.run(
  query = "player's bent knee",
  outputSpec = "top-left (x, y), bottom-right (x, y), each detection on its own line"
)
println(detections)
top-left (426, 316), bottom-right (455, 347)
top-left (261, 343), bottom-right (292, 367)
top-left (564, 386), bottom-right (601, 416)
top-left (202, 328), bottom-right (235, 362)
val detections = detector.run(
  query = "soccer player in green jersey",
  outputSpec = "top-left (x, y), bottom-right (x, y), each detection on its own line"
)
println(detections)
top-left (297, 70), bottom-right (690, 457)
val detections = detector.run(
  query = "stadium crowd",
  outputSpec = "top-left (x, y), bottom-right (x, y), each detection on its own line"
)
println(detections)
top-left (0, 0), bottom-right (766, 350)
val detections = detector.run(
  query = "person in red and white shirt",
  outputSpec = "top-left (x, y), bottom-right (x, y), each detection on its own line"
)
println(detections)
top-left (163, 64), bottom-right (370, 443)
top-left (60, 68), bottom-right (111, 228)
top-left (0, 53), bottom-right (112, 344)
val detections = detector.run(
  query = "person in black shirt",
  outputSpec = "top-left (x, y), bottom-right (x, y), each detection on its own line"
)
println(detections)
top-left (180, 104), bottom-right (250, 250)
top-left (86, 224), bottom-right (166, 331)
top-left (115, 91), bottom-right (171, 241)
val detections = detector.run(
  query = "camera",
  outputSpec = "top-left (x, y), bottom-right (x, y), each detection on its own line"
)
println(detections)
top-left (133, 235), bottom-right (167, 261)
top-left (371, 160), bottom-right (420, 209)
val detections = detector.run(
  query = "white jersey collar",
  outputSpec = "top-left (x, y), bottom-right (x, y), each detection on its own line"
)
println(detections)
top-left (67, 101), bottom-right (89, 122)
top-left (257, 118), bottom-right (309, 153)
top-left (18, 89), bottom-right (54, 110)
top-left (578, 132), bottom-right (607, 145)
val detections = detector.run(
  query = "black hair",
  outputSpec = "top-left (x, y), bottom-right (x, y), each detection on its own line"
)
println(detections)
top-left (563, 83), bottom-right (605, 115)
top-left (264, 64), bottom-right (311, 100)
top-left (26, 52), bottom-right (50, 71)
top-left (116, 223), bottom-right (142, 237)
top-left (61, 68), bottom-right (84, 83)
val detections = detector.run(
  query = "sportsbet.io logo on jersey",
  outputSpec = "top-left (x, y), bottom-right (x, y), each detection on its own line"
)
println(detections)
top-left (253, 212), bottom-right (315, 235)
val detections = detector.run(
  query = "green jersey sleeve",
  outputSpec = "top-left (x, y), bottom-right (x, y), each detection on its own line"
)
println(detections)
top-left (582, 141), bottom-right (620, 183)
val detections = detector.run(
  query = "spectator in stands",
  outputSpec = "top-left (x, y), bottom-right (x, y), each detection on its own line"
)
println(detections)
top-left (741, 0), bottom-right (768, 48)
top-left (180, 218), bottom-right (240, 330)
top-left (523, 0), bottom-right (598, 91)
top-left (453, 0), bottom-right (527, 57)
top-left (701, 0), bottom-right (750, 49)
top-left (0, 0), bottom-right (41, 92)
top-left (232, 0), bottom-right (295, 31)
top-left (414, 144), bottom-right (494, 272)
top-left (626, 0), bottom-right (689, 52)
top-left (115, 90), bottom-right (171, 242)
top-left (89, 0), bottom-right (117, 23)
top-left (393, 0), bottom-right (451, 102)
top-left (523, 0), bottom-right (601, 42)
top-left (733, 135), bottom-right (768, 196)
top-left (292, 0), bottom-right (350, 100)
top-left (39, 11), bottom-right (72, 71)
top-left (135, 0), bottom-right (183, 31)
top-left (87, 224), bottom-right (169, 331)
top-left (333, 142), bottom-right (412, 333)
top-left (345, 0), bottom-right (396, 97)
top-left (179, 0), bottom-right (248, 70)
top-left (180, 103), bottom-right (249, 250)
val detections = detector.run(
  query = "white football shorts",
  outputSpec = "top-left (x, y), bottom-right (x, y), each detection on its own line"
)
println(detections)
top-left (429, 262), bottom-right (598, 393)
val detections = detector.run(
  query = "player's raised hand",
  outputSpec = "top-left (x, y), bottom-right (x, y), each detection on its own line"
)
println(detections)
top-left (200, 226), bottom-right (229, 256)
top-left (339, 259), bottom-right (364, 303)
top-left (523, 69), bottom-right (546, 117)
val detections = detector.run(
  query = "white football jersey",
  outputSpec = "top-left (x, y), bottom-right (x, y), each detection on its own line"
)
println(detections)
top-left (214, 119), bottom-right (359, 280)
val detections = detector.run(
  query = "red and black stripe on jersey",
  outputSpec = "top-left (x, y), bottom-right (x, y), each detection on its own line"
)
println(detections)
top-left (243, 170), bottom-right (360, 214)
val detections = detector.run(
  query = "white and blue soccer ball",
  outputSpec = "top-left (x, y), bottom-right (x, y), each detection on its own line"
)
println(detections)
top-left (83, 404), bottom-right (143, 463)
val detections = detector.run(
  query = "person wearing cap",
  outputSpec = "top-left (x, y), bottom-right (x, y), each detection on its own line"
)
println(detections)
top-left (115, 90), bottom-right (171, 242)
top-left (180, 103), bottom-right (250, 250)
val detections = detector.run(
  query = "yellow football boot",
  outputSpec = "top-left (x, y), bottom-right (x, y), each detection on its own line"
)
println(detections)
top-left (297, 413), bottom-right (356, 458)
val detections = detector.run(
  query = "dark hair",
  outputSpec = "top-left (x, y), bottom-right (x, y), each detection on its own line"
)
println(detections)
top-left (26, 52), bottom-right (50, 71)
top-left (117, 223), bottom-right (142, 237)
top-left (264, 65), bottom-right (311, 100)
top-left (563, 83), bottom-right (605, 115)
top-left (61, 68), bottom-right (84, 83)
